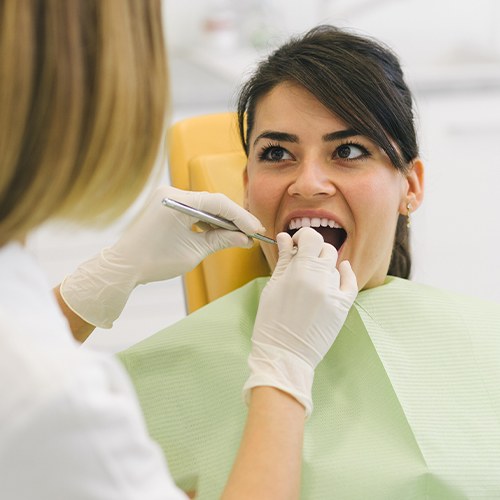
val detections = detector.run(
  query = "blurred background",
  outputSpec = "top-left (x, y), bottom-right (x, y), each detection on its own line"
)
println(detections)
top-left (28, 0), bottom-right (500, 352)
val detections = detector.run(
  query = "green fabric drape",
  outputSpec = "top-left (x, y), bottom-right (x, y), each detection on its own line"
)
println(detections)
top-left (119, 277), bottom-right (500, 499)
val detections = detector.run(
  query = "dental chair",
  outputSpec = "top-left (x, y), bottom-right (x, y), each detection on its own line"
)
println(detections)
top-left (167, 112), bottom-right (270, 313)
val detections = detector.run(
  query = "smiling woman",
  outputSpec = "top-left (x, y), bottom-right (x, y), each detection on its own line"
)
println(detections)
top-left (119, 25), bottom-right (500, 499)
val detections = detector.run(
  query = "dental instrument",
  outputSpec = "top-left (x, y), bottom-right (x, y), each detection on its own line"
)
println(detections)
top-left (161, 197), bottom-right (276, 245)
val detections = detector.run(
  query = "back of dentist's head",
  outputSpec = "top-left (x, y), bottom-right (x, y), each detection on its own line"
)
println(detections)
top-left (0, 0), bottom-right (168, 247)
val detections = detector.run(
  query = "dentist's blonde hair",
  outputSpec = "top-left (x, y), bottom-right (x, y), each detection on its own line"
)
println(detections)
top-left (0, 0), bottom-right (168, 246)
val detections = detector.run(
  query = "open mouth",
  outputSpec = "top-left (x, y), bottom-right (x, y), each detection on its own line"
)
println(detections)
top-left (286, 217), bottom-right (347, 251)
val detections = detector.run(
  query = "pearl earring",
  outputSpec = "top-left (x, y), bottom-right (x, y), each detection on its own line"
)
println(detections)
top-left (406, 203), bottom-right (412, 228)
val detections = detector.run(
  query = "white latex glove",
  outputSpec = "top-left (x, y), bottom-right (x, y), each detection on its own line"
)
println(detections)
top-left (243, 227), bottom-right (358, 417)
top-left (60, 186), bottom-right (264, 328)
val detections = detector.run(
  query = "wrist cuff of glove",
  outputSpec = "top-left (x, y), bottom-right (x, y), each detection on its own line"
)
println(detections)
top-left (242, 344), bottom-right (315, 418)
top-left (60, 250), bottom-right (138, 329)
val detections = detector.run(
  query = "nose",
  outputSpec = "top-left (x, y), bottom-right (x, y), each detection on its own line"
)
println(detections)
top-left (287, 159), bottom-right (336, 199)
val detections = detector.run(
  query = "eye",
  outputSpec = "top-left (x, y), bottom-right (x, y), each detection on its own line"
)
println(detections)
top-left (335, 143), bottom-right (370, 161)
top-left (258, 144), bottom-right (293, 162)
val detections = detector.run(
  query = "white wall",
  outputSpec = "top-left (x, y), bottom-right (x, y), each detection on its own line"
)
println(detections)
top-left (411, 91), bottom-right (500, 301)
top-left (164, 0), bottom-right (500, 61)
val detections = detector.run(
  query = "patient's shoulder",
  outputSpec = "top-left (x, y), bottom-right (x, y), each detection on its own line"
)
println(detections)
top-left (357, 276), bottom-right (500, 329)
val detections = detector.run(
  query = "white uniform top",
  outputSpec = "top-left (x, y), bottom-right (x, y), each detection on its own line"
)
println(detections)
top-left (0, 242), bottom-right (186, 500)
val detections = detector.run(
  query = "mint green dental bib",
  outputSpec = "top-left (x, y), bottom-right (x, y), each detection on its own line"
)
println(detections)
top-left (119, 277), bottom-right (500, 499)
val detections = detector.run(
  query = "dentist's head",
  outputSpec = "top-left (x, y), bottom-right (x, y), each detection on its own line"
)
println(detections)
top-left (0, 0), bottom-right (168, 247)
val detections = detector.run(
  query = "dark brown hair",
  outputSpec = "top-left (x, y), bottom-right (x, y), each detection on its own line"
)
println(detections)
top-left (237, 25), bottom-right (419, 278)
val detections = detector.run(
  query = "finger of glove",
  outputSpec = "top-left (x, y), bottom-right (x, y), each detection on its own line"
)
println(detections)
top-left (317, 243), bottom-right (340, 288)
top-left (160, 187), bottom-right (259, 234)
top-left (200, 228), bottom-right (253, 252)
top-left (338, 260), bottom-right (358, 295)
top-left (272, 232), bottom-right (294, 278)
top-left (318, 242), bottom-right (338, 264)
top-left (192, 191), bottom-right (265, 235)
top-left (292, 227), bottom-right (325, 257)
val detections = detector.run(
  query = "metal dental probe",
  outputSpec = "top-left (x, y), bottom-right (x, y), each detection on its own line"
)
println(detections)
top-left (161, 197), bottom-right (277, 245)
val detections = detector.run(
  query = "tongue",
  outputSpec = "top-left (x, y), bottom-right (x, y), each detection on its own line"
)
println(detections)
top-left (287, 226), bottom-right (347, 251)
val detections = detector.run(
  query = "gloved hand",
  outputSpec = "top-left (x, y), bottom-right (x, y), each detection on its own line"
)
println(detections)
top-left (243, 227), bottom-right (358, 417)
top-left (60, 186), bottom-right (265, 328)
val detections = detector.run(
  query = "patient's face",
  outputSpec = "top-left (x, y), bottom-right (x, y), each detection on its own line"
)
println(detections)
top-left (244, 82), bottom-right (409, 290)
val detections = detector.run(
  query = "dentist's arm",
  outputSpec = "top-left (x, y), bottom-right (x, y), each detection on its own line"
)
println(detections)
top-left (223, 386), bottom-right (305, 500)
top-left (56, 186), bottom-right (264, 342)
top-left (223, 228), bottom-right (358, 499)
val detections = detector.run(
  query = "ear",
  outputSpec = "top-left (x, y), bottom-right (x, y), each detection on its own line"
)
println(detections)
top-left (399, 158), bottom-right (424, 214)
top-left (243, 166), bottom-right (250, 210)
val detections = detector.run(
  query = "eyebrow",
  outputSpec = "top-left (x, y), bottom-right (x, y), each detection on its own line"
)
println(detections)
top-left (253, 131), bottom-right (298, 146)
top-left (253, 128), bottom-right (360, 147)
top-left (322, 129), bottom-right (360, 142)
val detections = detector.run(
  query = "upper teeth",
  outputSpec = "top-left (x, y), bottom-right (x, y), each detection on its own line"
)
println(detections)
top-left (288, 217), bottom-right (342, 230)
